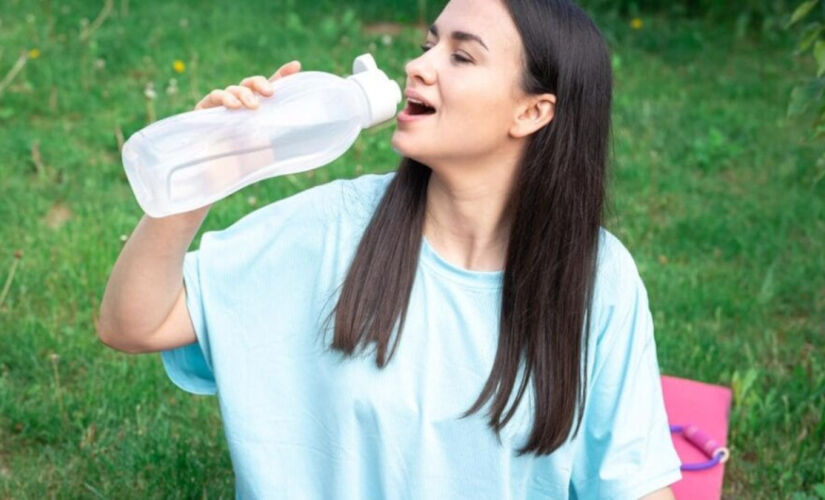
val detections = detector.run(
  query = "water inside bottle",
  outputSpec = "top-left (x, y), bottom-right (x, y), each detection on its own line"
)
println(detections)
top-left (166, 120), bottom-right (353, 202)
top-left (167, 147), bottom-right (275, 202)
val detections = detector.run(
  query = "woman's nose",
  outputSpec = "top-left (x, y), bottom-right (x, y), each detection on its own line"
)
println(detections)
top-left (405, 54), bottom-right (435, 85)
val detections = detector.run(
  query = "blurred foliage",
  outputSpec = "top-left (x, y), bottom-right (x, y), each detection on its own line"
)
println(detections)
top-left (786, 0), bottom-right (825, 185)
top-left (578, 0), bottom-right (792, 39)
top-left (314, 0), bottom-right (793, 40)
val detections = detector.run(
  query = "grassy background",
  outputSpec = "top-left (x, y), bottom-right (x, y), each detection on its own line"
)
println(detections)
top-left (1, 0), bottom-right (823, 497)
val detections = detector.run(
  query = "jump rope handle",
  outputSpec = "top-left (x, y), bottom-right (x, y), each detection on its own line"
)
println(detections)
top-left (670, 424), bottom-right (730, 471)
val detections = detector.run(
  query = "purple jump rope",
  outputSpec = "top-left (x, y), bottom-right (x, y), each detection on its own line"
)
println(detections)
top-left (669, 424), bottom-right (731, 471)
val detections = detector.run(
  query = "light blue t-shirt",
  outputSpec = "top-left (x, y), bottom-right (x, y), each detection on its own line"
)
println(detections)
top-left (161, 171), bottom-right (682, 499)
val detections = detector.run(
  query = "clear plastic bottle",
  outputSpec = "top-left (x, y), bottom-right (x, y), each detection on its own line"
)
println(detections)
top-left (121, 53), bottom-right (401, 218)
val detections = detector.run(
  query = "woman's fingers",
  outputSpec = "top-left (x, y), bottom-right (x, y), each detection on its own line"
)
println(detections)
top-left (268, 60), bottom-right (301, 82)
top-left (195, 89), bottom-right (240, 110)
top-left (240, 75), bottom-right (274, 96)
top-left (225, 84), bottom-right (259, 108)
top-left (193, 60), bottom-right (301, 111)
top-left (217, 89), bottom-right (242, 108)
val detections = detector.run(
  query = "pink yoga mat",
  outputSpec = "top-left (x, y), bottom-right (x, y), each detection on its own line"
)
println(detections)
top-left (661, 375), bottom-right (732, 500)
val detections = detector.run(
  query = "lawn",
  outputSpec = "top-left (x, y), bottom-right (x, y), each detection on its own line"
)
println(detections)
top-left (0, 0), bottom-right (823, 497)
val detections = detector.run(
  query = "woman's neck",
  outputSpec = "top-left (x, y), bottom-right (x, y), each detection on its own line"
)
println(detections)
top-left (422, 171), bottom-right (514, 272)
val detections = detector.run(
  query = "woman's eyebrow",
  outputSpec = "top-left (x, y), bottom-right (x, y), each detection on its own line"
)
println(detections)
top-left (428, 24), bottom-right (489, 52)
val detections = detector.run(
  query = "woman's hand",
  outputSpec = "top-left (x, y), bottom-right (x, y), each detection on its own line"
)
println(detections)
top-left (193, 60), bottom-right (302, 111)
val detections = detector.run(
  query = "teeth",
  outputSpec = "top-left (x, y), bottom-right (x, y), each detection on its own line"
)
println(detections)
top-left (408, 97), bottom-right (429, 107)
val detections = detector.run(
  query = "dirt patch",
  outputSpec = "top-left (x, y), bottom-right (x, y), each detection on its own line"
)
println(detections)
top-left (362, 21), bottom-right (427, 36)
top-left (363, 22), bottom-right (405, 36)
top-left (44, 202), bottom-right (73, 230)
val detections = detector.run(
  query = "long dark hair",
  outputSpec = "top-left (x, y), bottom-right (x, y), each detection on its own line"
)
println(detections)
top-left (322, 0), bottom-right (613, 457)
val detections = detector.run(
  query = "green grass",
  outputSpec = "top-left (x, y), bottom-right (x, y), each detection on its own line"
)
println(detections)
top-left (1, 0), bottom-right (823, 497)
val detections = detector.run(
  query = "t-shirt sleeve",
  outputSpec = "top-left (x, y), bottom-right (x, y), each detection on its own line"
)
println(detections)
top-left (157, 177), bottom-right (351, 397)
top-left (160, 249), bottom-right (217, 395)
top-left (570, 241), bottom-right (682, 499)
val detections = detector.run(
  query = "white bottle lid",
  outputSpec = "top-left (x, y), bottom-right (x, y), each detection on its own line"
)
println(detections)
top-left (346, 53), bottom-right (402, 128)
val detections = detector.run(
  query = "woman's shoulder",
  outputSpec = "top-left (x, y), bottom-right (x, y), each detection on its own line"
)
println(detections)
top-left (273, 170), bottom-right (395, 215)
top-left (218, 170), bottom-right (397, 234)
top-left (592, 227), bottom-right (646, 304)
top-left (329, 170), bottom-right (397, 192)
top-left (324, 170), bottom-right (397, 222)
top-left (585, 228), bottom-right (656, 357)
top-left (334, 170), bottom-right (396, 201)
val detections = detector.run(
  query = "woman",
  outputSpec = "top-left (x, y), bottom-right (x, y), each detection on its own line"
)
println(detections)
top-left (98, 0), bottom-right (681, 498)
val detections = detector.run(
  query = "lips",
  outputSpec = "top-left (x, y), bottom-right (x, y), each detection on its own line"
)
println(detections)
top-left (398, 89), bottom-right (437, 123)
top-left (397, 104), bottom-right (435, 123)
top-left (404, 89), bottom-right (436, 110)
top-left (404, 100), bottom-right (436, 115)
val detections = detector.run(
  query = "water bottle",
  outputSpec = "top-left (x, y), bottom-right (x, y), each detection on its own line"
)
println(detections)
top-left (121, 53), bottom-right (402, 218)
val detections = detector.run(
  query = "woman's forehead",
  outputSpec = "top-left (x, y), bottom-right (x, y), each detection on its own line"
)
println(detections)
top-left (436, 0), bottom-right (520, 53)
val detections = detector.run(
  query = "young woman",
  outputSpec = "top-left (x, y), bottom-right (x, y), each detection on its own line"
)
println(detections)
top-left (99, 0), bottom-right (681, 498)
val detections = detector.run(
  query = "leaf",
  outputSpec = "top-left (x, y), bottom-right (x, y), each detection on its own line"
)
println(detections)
top-left (285, 12), bottom-right (303, 34)
top-left (319, 16), bottom-right (338, 39)
top-left (816, 40), bottom-right (825, 76)
top-left (757, 260), bottom-right (777, 305)
top-left (812, 119), bottom-right (825, 138)
top-left (731, 368), bottom-right (760, 405)
top-left (735, 11), bottom-right (751, 39)
top-left (814, 152), bottom-right (825, 186)
top-left (341, 8), bottom-right (358, 29)
top-left (787, 0), bottom-right (820, 29)
top-left (796, 22), bottom-right (824, 55)
top-left (813, 103), bottom-right (825, 127)
top-left (787, 77), bottom-right (825, 117)
top-left (790, 493), bottom-right (812, 500)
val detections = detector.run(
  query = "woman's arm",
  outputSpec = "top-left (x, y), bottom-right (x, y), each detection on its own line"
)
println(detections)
top-left (97, 60), bottom-right (303, 354)
top-left (640, 486), bottom-right (676, 500)
top-left (97, 207), bottom-right (209, 353)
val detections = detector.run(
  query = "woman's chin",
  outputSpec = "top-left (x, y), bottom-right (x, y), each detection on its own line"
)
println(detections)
top-left (391, 131), bottom-right (431, 163)
top-left (390, 133), bottom-right (410, 155)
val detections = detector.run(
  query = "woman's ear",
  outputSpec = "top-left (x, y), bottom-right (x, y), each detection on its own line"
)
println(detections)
top-left (510, 93), bottom-right (556, 138)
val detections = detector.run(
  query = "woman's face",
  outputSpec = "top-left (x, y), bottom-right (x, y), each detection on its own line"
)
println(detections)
top-left (391, 0), bottom-right (529, 168)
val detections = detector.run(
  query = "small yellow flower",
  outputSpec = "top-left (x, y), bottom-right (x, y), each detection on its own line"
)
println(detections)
top-left (173, 59), bottom-right (186, 73)
top-left (28, 48), bottom-right (41, 59)
top-left (630, 18), bottom-right (643, 30)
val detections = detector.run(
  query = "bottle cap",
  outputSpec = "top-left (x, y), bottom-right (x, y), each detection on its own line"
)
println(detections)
top-left (347, 53), bottom-right (402, 128)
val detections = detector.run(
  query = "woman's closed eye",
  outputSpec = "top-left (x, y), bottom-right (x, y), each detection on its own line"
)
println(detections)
top-left (419, 44), bottom-right (472, 64)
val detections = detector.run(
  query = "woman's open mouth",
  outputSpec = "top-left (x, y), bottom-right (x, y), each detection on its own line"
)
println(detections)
top-left (398, 99), bottom-right (436, 123)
